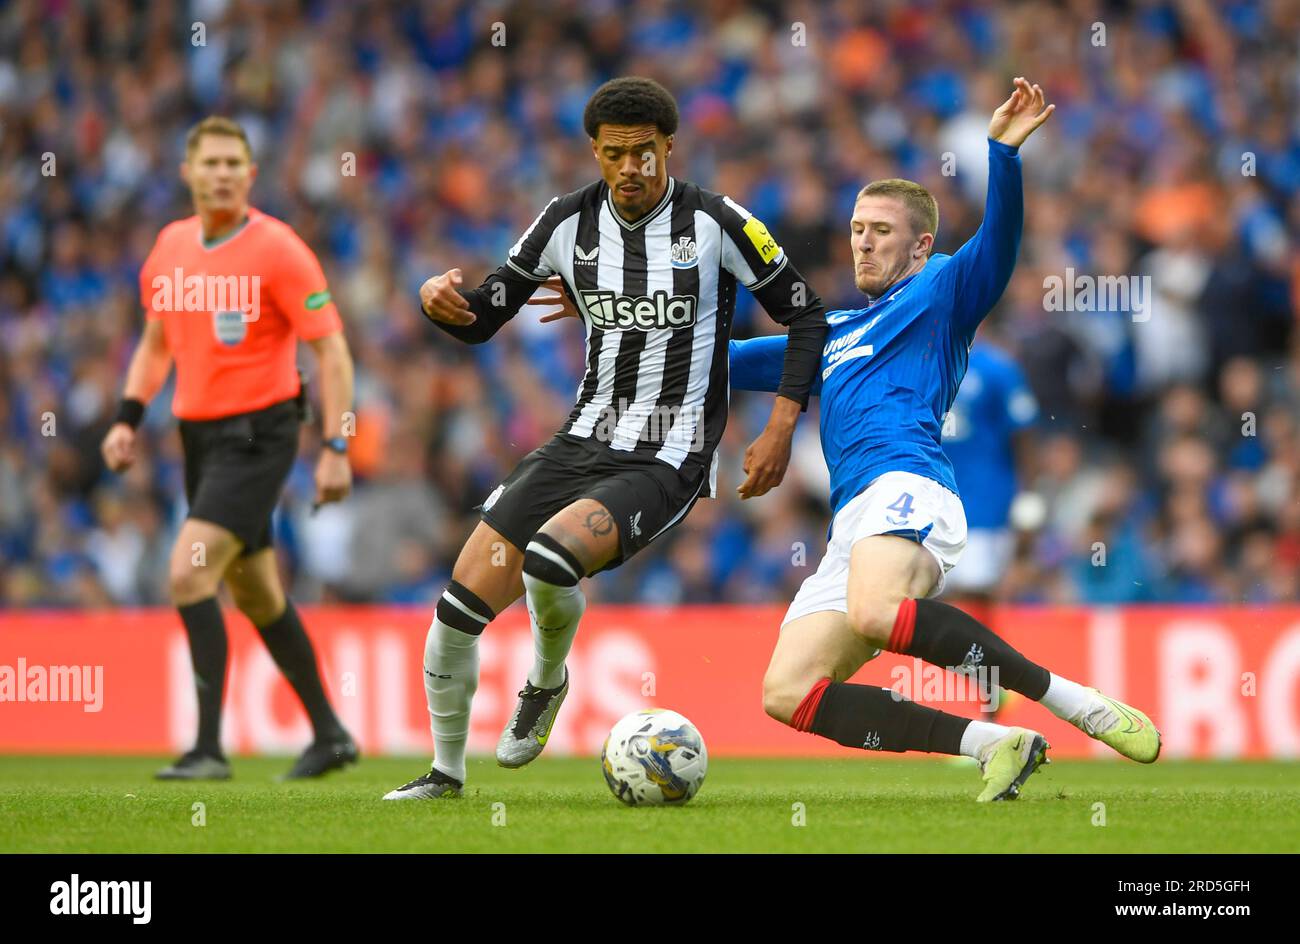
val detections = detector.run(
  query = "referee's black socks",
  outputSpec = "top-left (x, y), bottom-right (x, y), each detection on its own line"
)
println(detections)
top-left (255, 601), bottom-right (346, 741)
top-left (177, 597), bottom-right (228, 757)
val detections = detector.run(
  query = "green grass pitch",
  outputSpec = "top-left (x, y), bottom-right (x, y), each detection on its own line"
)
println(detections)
top-left (2, 756), bottom-right (1296, 853)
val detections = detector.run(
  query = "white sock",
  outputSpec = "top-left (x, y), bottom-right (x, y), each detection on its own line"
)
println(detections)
top-left (1039, 673), bottom-right (1095, 724)
top-left (960, 720), bottom-right (1013, 759)
top-left (424, 615), bottom-right (479, 783)
top-left (523, 570), bottom-right (585, 690)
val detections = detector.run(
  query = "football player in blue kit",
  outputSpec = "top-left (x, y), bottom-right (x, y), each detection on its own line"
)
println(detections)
top-left (727, 79), bottom-right (1160, 800)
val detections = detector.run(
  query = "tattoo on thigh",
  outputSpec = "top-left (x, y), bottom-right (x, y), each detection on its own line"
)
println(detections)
top-left (584, 509), bottom-right (614, 538)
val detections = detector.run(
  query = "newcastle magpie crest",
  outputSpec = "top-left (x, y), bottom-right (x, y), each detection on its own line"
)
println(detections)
top-left (670, 235), bottom-right (698, 269)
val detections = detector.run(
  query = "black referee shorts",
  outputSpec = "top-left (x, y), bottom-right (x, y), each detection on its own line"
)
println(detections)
top-left (179, 398), bottom-right (300, 556)
top-left (481, 434), bottom-right (708, 574)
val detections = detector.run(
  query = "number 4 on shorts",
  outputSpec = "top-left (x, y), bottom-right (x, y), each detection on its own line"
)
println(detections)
top-left (886, 492), bottom-right (914, 519)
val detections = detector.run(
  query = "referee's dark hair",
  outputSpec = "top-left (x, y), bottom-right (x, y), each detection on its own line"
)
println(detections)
top-left (583, 77), bottom-right (679, 140)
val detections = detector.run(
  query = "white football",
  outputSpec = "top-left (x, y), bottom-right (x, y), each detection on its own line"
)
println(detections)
top-left (600, 708), bottom-right (708, 806)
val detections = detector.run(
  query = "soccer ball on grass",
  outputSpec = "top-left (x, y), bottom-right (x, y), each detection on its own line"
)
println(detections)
top-left (600, 708), bottom-right (707, 806)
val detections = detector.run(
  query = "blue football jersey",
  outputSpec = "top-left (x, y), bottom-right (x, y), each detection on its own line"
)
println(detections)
top-left (729, 138), bottom-right (1024, 522)
top-left (941, 345), bottom-right (1038, 529)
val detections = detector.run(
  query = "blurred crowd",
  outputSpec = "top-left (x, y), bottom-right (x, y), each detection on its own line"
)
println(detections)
top-left (1, 0), bottom-right (1298, 609)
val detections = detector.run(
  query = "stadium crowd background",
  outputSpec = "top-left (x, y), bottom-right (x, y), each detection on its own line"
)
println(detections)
top-left (1, 0), bottom-right (1298, 609)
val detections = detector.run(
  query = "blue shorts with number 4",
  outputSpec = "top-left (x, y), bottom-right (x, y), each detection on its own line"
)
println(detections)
top-left (782, 470), bottom-right (968, 627)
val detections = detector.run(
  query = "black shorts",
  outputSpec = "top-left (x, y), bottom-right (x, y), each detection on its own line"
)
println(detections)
top-left (179, 398), bottom-right (300, 556)
top-left (481, 434), bottom-right (709, 574)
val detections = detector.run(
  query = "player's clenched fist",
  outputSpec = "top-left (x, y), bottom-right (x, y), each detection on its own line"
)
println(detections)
top-left (738, 424), bottom-right (793, 500)
top-left (101, 422), bottom-right (136, 473)
top-left (419, 268), bottom-right (476, 326)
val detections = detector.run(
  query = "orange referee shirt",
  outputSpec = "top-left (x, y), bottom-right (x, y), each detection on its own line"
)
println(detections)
top-left (139, 207), bottom-right (343, 420)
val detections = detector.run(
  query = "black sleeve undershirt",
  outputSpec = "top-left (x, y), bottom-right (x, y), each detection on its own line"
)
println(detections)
top-left (421, 265), bottom-right (542, 345)
top-left (750, 260), bottom-right (828, 409)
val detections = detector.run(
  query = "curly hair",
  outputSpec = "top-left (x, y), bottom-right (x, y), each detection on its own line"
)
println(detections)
top-left (583, 76), bottom-right (679, 140)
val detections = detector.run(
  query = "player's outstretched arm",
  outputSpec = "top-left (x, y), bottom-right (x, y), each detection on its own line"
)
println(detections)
top-left (419, 265), bottom-right (542, 344)
top-left (424, 196), bottom-right (572, 344)
top-left (728, 336), bottom-right (785, 393)
top-left (101, 319), bottom-right (171, 473)
top-left (729, 335), bottom-right (823, 398)
top-left (945, 78), bottom-right (1053, 341)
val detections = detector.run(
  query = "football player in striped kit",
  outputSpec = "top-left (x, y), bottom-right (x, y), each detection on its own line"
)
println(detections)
top-left (385, 77), bottom-right (827, 799)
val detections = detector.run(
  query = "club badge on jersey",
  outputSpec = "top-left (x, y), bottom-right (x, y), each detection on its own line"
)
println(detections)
top-left (670, 235), bottom-right (698, 269)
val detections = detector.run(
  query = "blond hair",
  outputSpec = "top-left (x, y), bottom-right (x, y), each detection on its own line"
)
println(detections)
top-left (185, 116), bottom-right (252, 159)
top-left (857, 178), bottom-right (938, 250)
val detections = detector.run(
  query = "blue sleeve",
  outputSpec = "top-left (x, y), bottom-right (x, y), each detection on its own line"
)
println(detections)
top-left (730, 336), bottom-right (822, 396)
top-left (941, 138), bottom-right (1024, 342)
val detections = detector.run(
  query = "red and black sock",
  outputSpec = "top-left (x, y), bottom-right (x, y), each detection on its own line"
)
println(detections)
top-left (889, 597), bottom-right (1050, 700)
top-left (792, 678), bottom-right (969, 754)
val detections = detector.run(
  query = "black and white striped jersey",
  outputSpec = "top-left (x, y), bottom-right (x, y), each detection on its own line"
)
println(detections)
top-left (431, 175), bottom-right (826, 497)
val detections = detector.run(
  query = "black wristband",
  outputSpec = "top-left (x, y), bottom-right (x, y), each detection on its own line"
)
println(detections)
top-left (115, 398), bottom-right (145, 430)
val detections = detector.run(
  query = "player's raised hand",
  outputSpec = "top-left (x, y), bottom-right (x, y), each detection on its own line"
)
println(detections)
top-left (988, 77), bottom-right (1054, 148)
top-left (526, 276), bottom-right (580, 323)
top-left (100, 423), bottom-right (136, 473)
top-left (419, 268), bottom-right (475, 326)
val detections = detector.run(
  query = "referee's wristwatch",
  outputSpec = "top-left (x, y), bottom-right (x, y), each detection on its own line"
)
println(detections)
top-left (323, 436), bottom-right (349, 455)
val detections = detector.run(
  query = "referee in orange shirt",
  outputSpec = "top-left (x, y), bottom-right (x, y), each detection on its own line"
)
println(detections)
top-left (101, 117), bottom-right (357, 780)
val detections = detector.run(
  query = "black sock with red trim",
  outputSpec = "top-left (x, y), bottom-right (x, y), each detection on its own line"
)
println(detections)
top-left (888, 598), bottom-right (1050, 700)
top-left (790, 678), bottom-right (968, 754)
